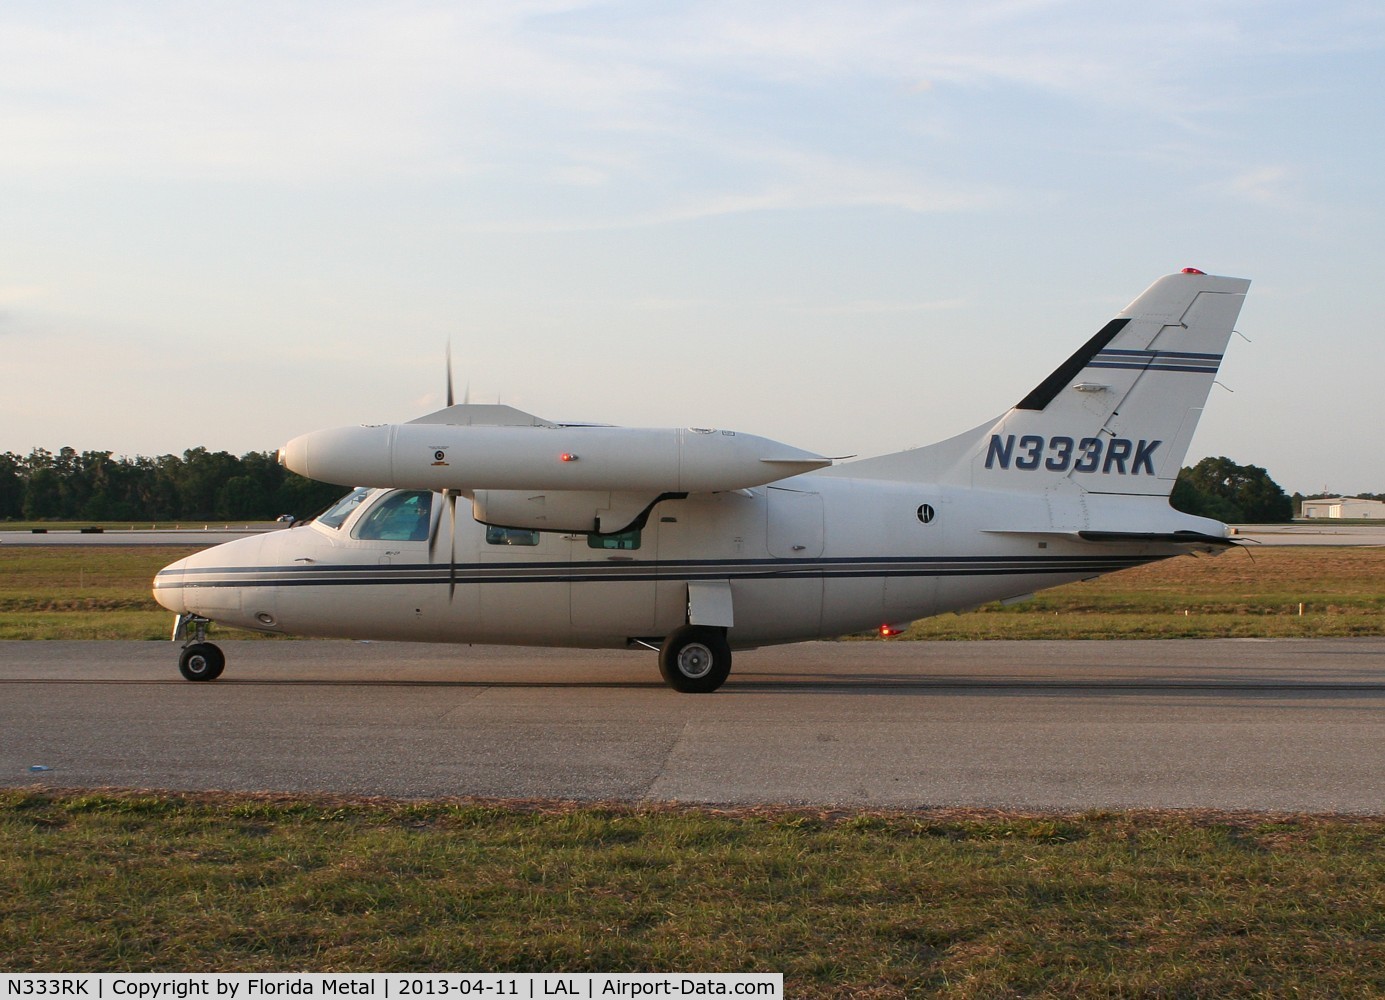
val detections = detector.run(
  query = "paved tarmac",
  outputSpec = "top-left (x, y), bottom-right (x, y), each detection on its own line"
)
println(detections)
top-left (3, 639), bottom-right (1382, 813)
top-left (1231, 524), bottom-right (1385, 546)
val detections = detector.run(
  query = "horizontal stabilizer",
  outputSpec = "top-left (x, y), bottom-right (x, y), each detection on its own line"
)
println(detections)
top-left (1076, 530), bottom-right (1236, 547)
top-left (984, 527), bottom-right (1234, 549)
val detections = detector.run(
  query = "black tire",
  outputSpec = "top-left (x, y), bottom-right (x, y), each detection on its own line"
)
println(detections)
top-left (658, 626), bottom-right (732, 693)
top-left (179, 642), bottom-right (225, 682)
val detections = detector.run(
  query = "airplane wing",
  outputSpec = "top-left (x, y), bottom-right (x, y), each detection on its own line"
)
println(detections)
top-left (280, 406), bottom-right (831, 535)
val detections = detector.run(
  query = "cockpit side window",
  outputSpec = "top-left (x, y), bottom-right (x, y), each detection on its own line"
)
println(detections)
top-left (588, 528), bottom-right (641, 550)
top-left (316, 488), bottom-right (371, 529)
top-left (353, 490), bottom-right (434, 542)
top-left (485, 526), bottom-right (540, 546)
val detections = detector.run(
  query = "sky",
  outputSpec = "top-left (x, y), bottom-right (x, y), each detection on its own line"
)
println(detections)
top-left (2, 1), bottom-right (1383, 495)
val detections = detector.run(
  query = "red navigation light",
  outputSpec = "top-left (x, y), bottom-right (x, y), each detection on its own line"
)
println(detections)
top-left (1181, 267), bottom-right (1206, 275)
top-left (560, 453), bottom-right (578, 462)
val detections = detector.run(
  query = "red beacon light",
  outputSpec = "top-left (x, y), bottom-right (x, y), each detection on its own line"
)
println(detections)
top-left (879, 623), bottom-right (904, 638)
top-left (1181, 267), bottom-right (1206, 275)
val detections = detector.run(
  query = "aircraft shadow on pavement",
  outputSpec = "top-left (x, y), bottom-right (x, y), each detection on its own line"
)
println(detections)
top-left (11, 662), bottom-right (1384, 696)
top-left (34, 674), bottom-right (1380, 697)
top-left (726, 673), bottom-right (1385, 697)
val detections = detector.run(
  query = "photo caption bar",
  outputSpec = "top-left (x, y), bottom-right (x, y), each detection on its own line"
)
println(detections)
top-left (0, 975), bottom-right (782, 1000)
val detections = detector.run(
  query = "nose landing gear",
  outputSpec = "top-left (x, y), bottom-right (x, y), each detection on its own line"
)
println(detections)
top-left (173, 613), bottom-right (225, 681)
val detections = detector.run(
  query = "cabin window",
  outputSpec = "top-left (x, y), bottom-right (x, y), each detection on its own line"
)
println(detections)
top-left (485, 526), bottom-right (540, 546)
top-left (588, 528), bottom-right (641, 550)
top-left (353, 490), bottom-right (433, 542)
top-left (316, 487), bottom-right (371, 530)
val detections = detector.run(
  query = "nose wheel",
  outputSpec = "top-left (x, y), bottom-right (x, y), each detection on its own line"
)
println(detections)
top-left (173, 613), bottom-right (225, 682)
top-left (179, 642), bottom-right (225, 681)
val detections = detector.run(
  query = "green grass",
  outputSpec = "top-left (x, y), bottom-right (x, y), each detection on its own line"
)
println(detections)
top-left (2, 544), bottom-right (1383, 640)
top-left (1, 791), bottom-right (1382, 993)
top-left (887, 545), bottom-right (1385, 640)
top-left (0, 546), bottom-right (202, 639)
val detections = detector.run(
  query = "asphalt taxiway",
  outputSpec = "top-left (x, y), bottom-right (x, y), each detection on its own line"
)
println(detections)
top-left (4, 638), bottom-right (1382, 812)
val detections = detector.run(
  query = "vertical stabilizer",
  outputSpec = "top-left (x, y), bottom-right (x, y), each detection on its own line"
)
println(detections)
top-left (831, 270), bottom-right (1250, 495)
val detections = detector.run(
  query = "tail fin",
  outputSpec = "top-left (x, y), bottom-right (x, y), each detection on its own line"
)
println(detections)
top-left (835, 270), bottom-right (1250, 495)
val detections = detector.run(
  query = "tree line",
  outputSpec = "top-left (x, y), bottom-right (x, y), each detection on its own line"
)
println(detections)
top-left (1, 447), bottom-right (1308, 524)
top-left (0, 448), bottom-right (344, 522)
top-left (1169, 456), bottom-right (1294, 523)
top-left (1173, 456), bottom-right (1381, 521)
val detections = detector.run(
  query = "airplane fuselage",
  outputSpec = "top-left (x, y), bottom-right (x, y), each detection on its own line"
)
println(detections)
top-left (154, 473), bottom-right (1188, 650)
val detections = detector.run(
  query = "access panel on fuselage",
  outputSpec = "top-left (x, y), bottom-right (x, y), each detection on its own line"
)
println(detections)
top-left (472, 525), bottom-right (573, 644)
top-left (650, 492), bottom-right (765, 641)
top-left (569, 523), bottom-right (658, 636)
top-left (747, 486), bottom-right (824, 641)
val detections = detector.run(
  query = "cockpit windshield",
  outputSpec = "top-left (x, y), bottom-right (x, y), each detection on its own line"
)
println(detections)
top-left (316, 487), bottom-right (371, 529)
top-left (353, 491), bottom-right (433, 542)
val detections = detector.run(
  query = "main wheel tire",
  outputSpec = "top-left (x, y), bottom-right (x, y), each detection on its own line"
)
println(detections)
top-left (658, 626), bottom-right (732, 693)
top-left (179, 642), bottom-right (225, 682)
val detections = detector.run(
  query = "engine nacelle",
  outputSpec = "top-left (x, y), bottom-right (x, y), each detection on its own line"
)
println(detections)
top-left (471, 489), bottom-right (671, 535)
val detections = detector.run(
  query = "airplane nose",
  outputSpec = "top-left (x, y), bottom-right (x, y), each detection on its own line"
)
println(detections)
top-left (150, 530), bottom-right (287, 633)
top-left (152, 555), bottom-right (188, 614)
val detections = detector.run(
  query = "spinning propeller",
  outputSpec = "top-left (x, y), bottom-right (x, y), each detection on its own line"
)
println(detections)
top-left (428, 345), bottom-right (462, 600)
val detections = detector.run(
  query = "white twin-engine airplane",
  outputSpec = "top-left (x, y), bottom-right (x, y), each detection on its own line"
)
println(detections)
top-left (154, 269), bottom-right (1250, 692)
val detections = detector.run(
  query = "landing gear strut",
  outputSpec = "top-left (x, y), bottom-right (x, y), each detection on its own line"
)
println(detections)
top-left (173, 613), bottom-right (225, 682)
top-left (658, 625), bottom-right (732, 693)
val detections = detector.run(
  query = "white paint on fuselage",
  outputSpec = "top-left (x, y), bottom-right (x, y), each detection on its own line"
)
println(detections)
top-left (153, 473), bottom-right (1186, 650)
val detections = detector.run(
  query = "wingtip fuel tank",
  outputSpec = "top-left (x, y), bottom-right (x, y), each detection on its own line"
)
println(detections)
top-left (279, 422), bottom-right (831, 494)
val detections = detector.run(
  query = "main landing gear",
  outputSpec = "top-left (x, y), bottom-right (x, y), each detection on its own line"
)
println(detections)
top-left (658, 625), bottom-right (732, 693)
top-left (173, 613), bottom-right (225, 681)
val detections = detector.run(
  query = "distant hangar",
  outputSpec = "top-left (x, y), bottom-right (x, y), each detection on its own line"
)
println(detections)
top-left (1301, 497), bottom-right (1385, 519)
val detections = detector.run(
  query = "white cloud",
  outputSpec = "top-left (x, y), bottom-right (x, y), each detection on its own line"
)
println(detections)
top-left (3, 0), bottom-right (1369, 189)
top-left (0, 285), bottom-right (47, 305)
top-left (1219, 165), bottom-right (1296, 206)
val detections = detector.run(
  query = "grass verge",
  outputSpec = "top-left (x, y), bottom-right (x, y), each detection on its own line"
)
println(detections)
top-left (888, 545), bottom-right (1385, 640)
top-left (0, 546), bottom-right (203, 640)
top-left (2, 790), bottom-right (1382, 994)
